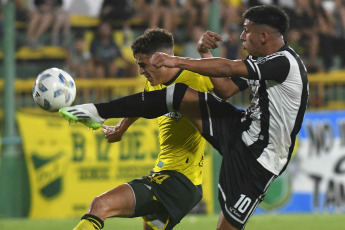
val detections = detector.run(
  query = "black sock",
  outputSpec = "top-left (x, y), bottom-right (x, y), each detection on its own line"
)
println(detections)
top-left (81, 214), bottom-right (104, 229)
top-left (95, 89), bottom-right (169, 119)
top-left (95, 83), bottom-right (188, 119)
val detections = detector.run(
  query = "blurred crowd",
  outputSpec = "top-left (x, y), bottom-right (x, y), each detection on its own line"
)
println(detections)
top-left (3, 0), bottom-right (345, 79)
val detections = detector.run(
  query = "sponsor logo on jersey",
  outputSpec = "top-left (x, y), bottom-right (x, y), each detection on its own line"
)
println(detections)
top-left (164, 111), bottom-right (183, 122)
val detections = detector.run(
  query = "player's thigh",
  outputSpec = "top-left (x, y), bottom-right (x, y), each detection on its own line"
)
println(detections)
top-left (217, 211), bottom-right (238, 230)
top-left (179, 87), bottom-right (202, 132)
top-left (89, 184), bottom-right (135, 218)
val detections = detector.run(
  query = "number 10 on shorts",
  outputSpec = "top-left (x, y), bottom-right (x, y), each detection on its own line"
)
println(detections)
top-left (234, 194), bottom-right (252, 213)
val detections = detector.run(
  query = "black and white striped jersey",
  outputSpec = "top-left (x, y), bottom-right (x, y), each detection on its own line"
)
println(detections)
top-left (233, 43), bottom-right (309, 175)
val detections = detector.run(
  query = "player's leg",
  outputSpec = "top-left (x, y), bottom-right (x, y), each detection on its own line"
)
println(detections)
top-left (217, 211), bottom-right (238, 230)
top-left (59, 83), bottom-right (203, 131)
top-left (89, 184), bottom-right (135, 219)
top-left (73, 184), bottom-right (135, 230)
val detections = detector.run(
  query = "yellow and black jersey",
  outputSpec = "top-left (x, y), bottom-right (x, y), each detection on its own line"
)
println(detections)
top-left (144, 69), bottom-right (213, 185)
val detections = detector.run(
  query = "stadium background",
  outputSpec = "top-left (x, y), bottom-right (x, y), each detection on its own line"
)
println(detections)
top-left (0, 0), bottom-right (345, 229)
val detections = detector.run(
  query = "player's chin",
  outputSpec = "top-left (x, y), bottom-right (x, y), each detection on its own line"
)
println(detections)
top-left (148, 79), bottom-right (157, 86)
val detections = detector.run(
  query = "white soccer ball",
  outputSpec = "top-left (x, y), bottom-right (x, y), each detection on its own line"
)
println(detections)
top-left (32, 67), bottom-right (76, 112)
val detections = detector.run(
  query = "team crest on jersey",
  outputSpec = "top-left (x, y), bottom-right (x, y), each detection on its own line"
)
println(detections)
top-left (164, 111), bottom-right (183, 121)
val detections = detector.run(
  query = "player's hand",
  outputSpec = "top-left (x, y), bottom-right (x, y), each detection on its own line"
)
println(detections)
top-left (101, 124), bottom-right (124, 143)
top-left (150, 52), bottom-right (177, 68)
top-left (197, 31), bottom-right (223, 57)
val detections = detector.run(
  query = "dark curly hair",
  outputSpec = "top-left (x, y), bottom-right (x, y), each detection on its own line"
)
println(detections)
top-left (131, 27), bottom-right (174, 56)
top-left (243, 5), bottom-right (289, 34)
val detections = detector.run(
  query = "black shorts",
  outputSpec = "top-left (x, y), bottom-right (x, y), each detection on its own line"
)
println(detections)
top-left (199, 92), bottom-right (276, 230)
top-left (128, 170), bottom-right (202, 230)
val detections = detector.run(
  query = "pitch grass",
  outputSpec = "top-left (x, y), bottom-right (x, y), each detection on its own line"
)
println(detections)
top-left (0, 214), bottom-right (344, 230)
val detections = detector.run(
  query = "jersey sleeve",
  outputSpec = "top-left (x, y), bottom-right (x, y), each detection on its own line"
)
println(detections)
top-left (243, 53), bottom-right (290, 83)
top-left (231, 77), bottom-right (248, 91)
top-left (201, 75), bottom-right (214, 93)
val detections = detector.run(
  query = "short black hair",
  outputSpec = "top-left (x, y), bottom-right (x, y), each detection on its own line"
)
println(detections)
top-left (131, 27), bottom-right (174, 56)
top-left (243, 5), bottom-right (289, 34)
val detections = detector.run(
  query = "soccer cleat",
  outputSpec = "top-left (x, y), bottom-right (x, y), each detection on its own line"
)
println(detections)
top-left (59, 103), bottom-right (106, 130)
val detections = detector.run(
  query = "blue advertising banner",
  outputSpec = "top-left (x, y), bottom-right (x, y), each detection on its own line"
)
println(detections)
top-left (258, 110), bottom-right (345, 213)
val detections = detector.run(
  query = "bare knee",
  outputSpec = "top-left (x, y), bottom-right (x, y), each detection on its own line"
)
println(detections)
top-left (88, 196), bottom-right (107, 219)
top-left (88, 184), bottom-right (135, 220)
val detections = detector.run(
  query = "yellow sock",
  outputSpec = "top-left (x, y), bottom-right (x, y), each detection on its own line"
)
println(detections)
top-left (74, 214), bottom-right (104, 230)
top-left (73, 219), bottom-right (98, 230)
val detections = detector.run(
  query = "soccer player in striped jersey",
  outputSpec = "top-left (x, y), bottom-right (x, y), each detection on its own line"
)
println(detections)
top-left (61, 5), bottom-right (308, 230)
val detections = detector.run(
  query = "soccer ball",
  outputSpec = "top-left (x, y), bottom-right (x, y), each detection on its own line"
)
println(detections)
top-left (32, 68), bottom-right (76, 112)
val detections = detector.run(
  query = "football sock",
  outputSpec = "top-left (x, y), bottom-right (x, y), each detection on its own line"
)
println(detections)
top-left (95, 83), bottom-right (188, 119)
top-left (73, 214), bottom-right (104, 230)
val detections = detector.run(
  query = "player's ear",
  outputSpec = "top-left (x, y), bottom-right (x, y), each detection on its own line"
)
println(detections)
top-left (261, 31), bottom-right (269, 44)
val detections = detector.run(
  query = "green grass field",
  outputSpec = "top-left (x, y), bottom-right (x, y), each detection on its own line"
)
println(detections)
top-left (1, 214), bottom-right (344, 230)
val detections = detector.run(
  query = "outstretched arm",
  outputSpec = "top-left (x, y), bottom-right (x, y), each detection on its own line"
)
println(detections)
top-left (151, 53), bottom-right (248, 79)
top-left (102, 117), bottom-right (139, 143)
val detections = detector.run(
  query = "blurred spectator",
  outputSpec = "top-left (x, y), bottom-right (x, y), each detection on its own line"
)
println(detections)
top-left (51, 0), bottom-right (70, 47)
top-left (221, 23), bottom-right (246, 60)
top-left (178, 0), bottom-right (198, 38)
top-left (220, 0), bottom-right (241, 39)
top-left (150, 0), bottom-right (179, 32)
top-left (182, 26), bottom-right (205, 58)
top-left (286, 28), bottom-right (308, 61)
top-left (132, 0), bottom-right (154, 27)
top-left (65, 32), bottom-right (92, 79)
top-left (189, 0), bottom-right (210, 29)
top-left (331, 0), bottom-right (345, 69)
top-left (25, 0), bottom-right (70, 48)
top-left (177, 0), bottom-right (210, 40)
top-left (90, 22), bottom-right (123, 79)
top-left (312, 0), bottom-right (336, 72)
top-left (15, 0), bottom-right (29, 23)
top-left (100, 0), bottom-right (134, 45)
top-left (285, 0), bottom-right (319, 71)
top-left (26, 0), bottom-right (55, 48)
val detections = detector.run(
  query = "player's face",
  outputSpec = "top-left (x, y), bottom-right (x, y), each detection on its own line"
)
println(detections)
top-left (240, 19), bottom-right (263, 57)
top-left (135, 53), bottom-right (166, 86)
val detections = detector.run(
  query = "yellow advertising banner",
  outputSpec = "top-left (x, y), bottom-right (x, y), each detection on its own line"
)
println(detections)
top-left (17, 112), bottom-right (214, 218)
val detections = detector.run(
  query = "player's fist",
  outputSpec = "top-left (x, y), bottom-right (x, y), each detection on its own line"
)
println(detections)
top-left (150, 52), bottom-right (177, 68)
top-left (197, 30), bottom-right (223, 55)
top-left (101, 124), bottom-right (124, 143)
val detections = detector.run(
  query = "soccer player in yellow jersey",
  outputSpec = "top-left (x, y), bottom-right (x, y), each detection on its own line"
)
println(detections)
top-left (66, 28), bottom-right (214, 230)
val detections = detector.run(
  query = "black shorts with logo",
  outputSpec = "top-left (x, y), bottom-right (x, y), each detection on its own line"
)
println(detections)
top-left (199, 92), bottom-right (276, 230)
top-left (128, 170), bottom-right (202, 230)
